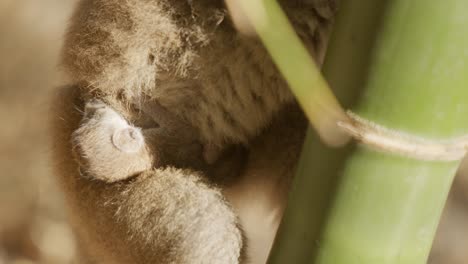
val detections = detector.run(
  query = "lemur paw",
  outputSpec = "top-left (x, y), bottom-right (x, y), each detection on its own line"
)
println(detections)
top-left (72, 99), bottom-right (153, 182)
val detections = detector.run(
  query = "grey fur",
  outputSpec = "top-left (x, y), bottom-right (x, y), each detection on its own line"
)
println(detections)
top-left (52, 0), bottom-right (337, 263)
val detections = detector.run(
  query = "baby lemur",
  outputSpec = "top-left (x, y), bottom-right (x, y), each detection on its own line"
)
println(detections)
top-left (54, 0), bottom-right (337, 263)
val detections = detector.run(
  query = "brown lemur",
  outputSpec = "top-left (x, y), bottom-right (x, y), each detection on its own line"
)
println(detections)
top-left (52, 0), bottom-right (337, 263)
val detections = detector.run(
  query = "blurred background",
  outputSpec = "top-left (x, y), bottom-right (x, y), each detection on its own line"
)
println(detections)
top-left (0, 1), bottom-right (467, 263)
top-left (0, 1), bottom-right (76, 263)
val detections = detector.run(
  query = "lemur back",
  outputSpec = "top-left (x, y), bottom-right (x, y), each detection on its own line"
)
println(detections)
top-left (62, 0), bottom-right (336, 152)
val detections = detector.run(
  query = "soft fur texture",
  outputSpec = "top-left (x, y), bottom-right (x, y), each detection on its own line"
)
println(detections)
top-left (71, 98), bottom-right (208, 182)
top-left (62, 0), bottom-right (336, 154)
top-left (52, 86), bottom-right (244, 263)
top-left (53, 0), bottom-right (337, 263)
top-left (52, 85), bottom-right (306, 263)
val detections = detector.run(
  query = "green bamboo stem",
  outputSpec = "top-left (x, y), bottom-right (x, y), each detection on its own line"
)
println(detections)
top-left (237, 0), bottom-right (468, 264)
top-left (315, 0), bottom-right (468, 263)
top-left (268, 1), bottom-right (390, 262)
top-left (237, 0), bottom-right (349, 147)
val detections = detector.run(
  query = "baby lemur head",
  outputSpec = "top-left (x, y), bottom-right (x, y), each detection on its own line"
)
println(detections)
top-left (71, 99), bottom-right (151, 182)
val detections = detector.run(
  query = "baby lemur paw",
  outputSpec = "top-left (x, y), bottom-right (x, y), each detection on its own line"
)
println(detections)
top-left (72, 99), bottom-right (153, 182)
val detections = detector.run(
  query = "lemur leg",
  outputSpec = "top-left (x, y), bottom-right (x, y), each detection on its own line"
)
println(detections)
top-left (72, 99), bottom-right (153, 182)
top-left (52, 85), bottom-right (245, 264)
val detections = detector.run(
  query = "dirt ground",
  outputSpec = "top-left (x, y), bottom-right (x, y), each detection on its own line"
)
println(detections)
top-left (0, 1), bottom-right (466, 263)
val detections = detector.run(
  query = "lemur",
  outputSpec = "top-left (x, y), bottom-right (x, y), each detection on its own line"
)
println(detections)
top-left (51, 0), bottom-right (337, 263)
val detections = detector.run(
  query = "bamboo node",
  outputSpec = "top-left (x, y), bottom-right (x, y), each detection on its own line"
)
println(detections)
top-left (337, 111), bottom-right (468, 161)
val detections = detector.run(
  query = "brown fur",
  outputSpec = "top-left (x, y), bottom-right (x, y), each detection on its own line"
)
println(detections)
top-left (62, 0), bottom-right (336, 152)
top-left (71, 98), bottom-right (207, 182)
top-left (53, 0), bottom-right (337, 263)
top-left (52, 84), bottom-right (306, 263)
top-left (52, 85), bottom-right (244, 263)
top-left (71, 95), bottom-right (247, 183)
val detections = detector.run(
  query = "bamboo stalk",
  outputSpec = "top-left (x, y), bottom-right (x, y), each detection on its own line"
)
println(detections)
top-left (236, 0), bottom-right (350, 147)
top-left (314, 0), bottom-right (468, 263)
top-left (267, 1), bottom-right (389, 262)
top-left (237, 0), bottom-right (468, 263)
